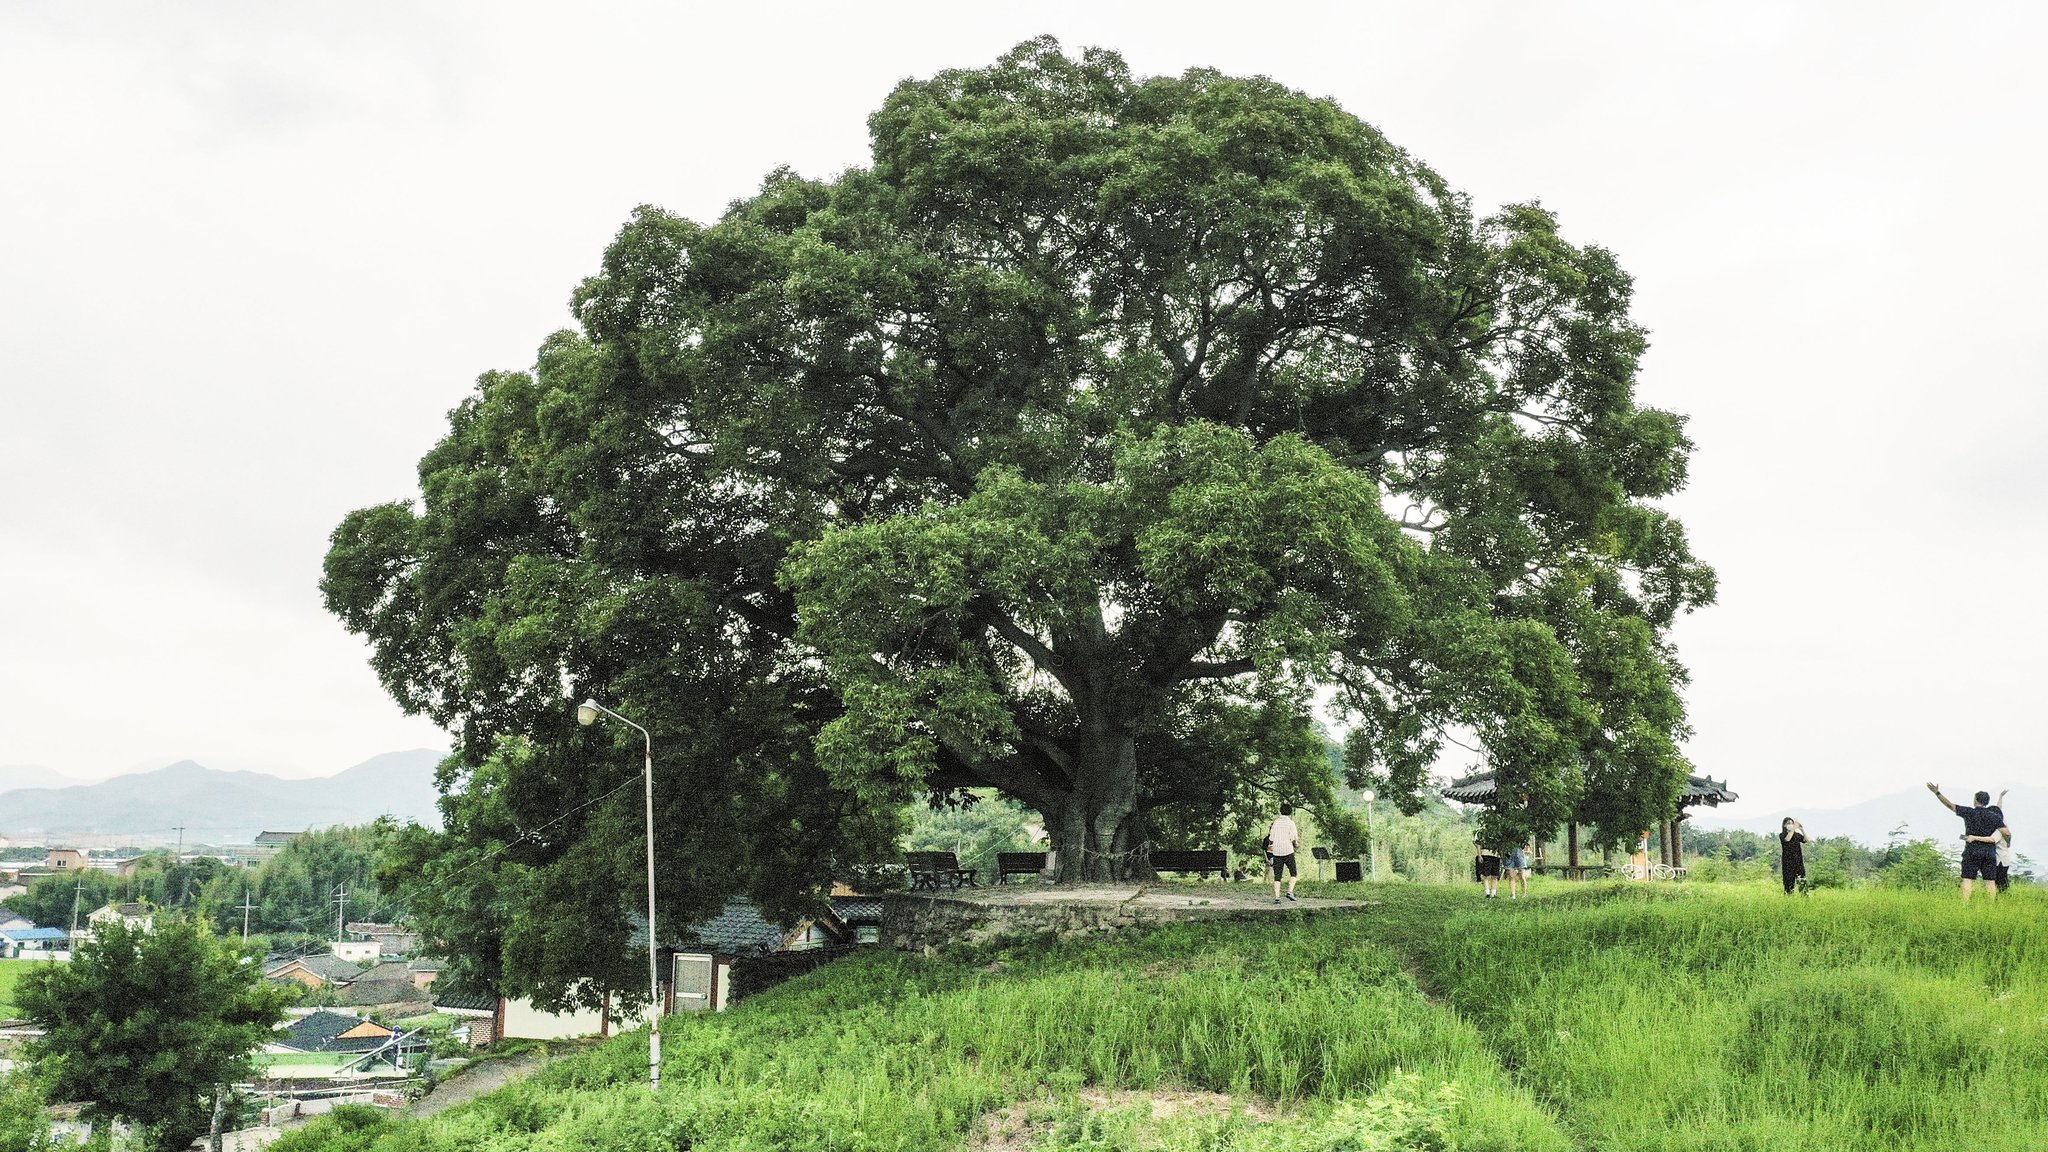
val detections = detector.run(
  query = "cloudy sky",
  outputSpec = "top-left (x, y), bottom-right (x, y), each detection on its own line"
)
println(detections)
top-left (2, 3), bottom-right (2042, 816)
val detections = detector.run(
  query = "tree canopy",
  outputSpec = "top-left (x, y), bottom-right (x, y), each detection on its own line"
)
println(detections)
top-left (16, 918), bottom-right (289, 1152)
top-left (324, 38), bottom-right (1712, 1006)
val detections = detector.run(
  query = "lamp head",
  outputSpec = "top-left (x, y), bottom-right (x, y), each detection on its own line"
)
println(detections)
top-left (1361, 789), bottom-right (1376, 804)
top-left (576, 700), bottom-right (601, 727)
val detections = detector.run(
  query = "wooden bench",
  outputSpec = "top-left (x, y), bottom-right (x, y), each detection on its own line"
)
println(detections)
top-left (1148, 849), bottom-right (1229, 879)
top-left (995, 851), bottom-right (1048, 883)
top-left (906, 851), bottom-right (978, 891)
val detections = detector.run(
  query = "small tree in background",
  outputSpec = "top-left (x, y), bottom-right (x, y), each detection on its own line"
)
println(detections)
top-left (1876, 840), bottom-right (1955, 892)
top-left (16, 918), bottom-right (290, 1152)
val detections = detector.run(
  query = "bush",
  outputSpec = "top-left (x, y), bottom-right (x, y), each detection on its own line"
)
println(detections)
top-left (1876, 840), bottom-right (1954, 891)
top-left (267, 1104), bottom-right (391, 1152)
top-left (0, 1068), bottom-right (53, 1152)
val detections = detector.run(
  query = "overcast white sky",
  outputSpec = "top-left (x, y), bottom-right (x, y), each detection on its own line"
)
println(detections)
top-left (2, 3), bottom-right (2043, 816)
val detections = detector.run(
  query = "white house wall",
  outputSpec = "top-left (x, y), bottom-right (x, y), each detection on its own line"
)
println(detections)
top-left (498, 998), bottom-right (610, 1041)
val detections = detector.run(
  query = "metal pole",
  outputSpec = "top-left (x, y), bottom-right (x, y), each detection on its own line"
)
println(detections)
top-left (1368, 799), bottom-right (1379, 882)
top-left (583, 699), bottom-right (661, 1091)
top-left (642, 731), bottom-right (660, 1091)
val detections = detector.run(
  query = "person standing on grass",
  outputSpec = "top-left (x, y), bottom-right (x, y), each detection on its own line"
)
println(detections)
top-left (1988, 789), bottom-right (2013, 893)
top-left (1779, 818), bottom-right (1809, 895)
top-left (1927, 782), bottom-right (2007, 902)
top-left (1474, 837), bottom-right (1502, 898)
top-left (1502, 843), bottom-right (1529, 898)
top-left (1994, 825), bottom-right (2015, 893)
top-left (1267, 804), bottom-right (1301, 903)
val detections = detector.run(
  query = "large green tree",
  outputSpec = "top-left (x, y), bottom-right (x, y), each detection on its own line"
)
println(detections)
top-left (16, 918), bottom-right (290, 1152)
top-left (324, 39), bottom-right (1711, 994)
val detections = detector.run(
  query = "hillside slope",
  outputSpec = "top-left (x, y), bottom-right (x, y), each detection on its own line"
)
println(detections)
top-left (267, 882), bottom-right (2048, 1152)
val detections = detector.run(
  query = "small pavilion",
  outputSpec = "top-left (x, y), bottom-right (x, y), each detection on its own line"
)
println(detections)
top-left (1440, 768), bottom-right (1739, 875)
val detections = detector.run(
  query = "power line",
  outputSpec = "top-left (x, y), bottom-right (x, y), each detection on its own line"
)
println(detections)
top-left (429, 774), bottom-right (643, 891)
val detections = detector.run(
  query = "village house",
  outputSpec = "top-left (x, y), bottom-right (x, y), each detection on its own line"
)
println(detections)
top-left (244, 831), bottom-right (302, 863)
top-left (43, 848), bottom-right (87, 872)
top-left (337, 961), bottom-right (433, 1013)
top-left (0, 926), bottom-right (70, 960)
top-left (72, 902), bottom-right (153, 945)
top-left (480, 895), bottom-right (879, 1043)
top-left (330, 939), bottom-right (382, 965)
top-left (262, 1010), bottom-right (423, 1077)
top-left (265, 953), bottom-right (366, 990)
top-left (344, 921), bottom-right (421, 956)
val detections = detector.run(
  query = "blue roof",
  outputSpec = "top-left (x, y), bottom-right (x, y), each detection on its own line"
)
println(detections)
top-left (1, 928), bottom-right (69, 942)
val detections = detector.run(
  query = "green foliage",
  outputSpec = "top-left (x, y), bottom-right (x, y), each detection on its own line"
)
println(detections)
top-left (323, 36), bottom-right (1711, 999)
top-left (268, 1104), bottom-right (392, 1152)
top-left (1877, 839), bottom-right (1956, 891)
top-left (1, 870), bottom-right (121, 929)
top-left (0, 1068), bottom-right (53, 1152)
top-left (0, 826), bottom-right (403, 948)
top-left (15, 918), bottom-right (292, 1152)
top-left (904, 790), bottom-right (1039, 883)
top-left (197, 823), bottom-right (403, 942)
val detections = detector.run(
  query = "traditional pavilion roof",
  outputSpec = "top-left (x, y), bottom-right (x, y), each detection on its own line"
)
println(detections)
top-left (1441, 769), bottom-right (1737, 807)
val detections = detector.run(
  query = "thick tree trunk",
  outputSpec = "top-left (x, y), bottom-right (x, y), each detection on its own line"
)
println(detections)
top-left (1044, 731), bottom-right (1143, 883)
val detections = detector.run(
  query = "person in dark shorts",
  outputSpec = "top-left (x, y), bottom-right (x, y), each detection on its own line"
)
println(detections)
top-left (1474, 837), bottom-right (1502, 898)
top-left (1779, 818), bottom-right (1808, 895)
top-left (1267, 804), bottom-right (1301, 903)
top-left (1927, 783), bottom-right (2009, 902)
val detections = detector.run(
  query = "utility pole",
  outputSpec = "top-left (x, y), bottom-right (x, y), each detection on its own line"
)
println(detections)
top-left (70, 879), bottom-right (85, 935)
top-left (241, 888), bottom-right (257, 941)
top-left (173, 825), bottom-right (190, 905)
top-left (333, 884), bottom-right (347, 943)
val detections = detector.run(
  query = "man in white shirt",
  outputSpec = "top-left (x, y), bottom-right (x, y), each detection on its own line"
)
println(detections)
top-left (1268, 804), bottom-right (1301, 903)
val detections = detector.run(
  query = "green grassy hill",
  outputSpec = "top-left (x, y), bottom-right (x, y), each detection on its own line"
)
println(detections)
top-left (272, 883), bottom-right (2047, 1152)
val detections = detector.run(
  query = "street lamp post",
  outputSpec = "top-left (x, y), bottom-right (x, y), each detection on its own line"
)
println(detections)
top-left (1362, 789), bottom-right (1378, 882)
top-left (577, 698), bottom-right (661, 1091)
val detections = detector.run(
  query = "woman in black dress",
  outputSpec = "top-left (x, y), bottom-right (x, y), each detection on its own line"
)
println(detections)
top-left (1779, 817), bottom-right (1808, 894)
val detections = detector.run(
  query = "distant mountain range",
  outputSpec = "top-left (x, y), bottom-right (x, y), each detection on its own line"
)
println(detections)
top-left (1692, 782), bottom-right (2039, 850)
top-left (0, 750), bottom-right (446, 843)
top-left (0, 765), bottom-right (87, 794)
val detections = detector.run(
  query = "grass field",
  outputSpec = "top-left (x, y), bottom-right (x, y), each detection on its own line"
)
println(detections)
top-left (1427, 883), bottom-right (2048, 1151)
top-left (260, 882), bottom-right (2046, 1151)
top-left (0, 958), bottom-right (32, 1018)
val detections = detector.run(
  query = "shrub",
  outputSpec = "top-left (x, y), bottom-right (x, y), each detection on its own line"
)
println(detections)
top-left (1876, 840), bottom-right (1954, 891)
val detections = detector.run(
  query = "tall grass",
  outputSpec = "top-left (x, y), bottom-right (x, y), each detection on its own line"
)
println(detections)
top-left (274, 912), bottom-right (1570, 1152)
top-left (1428, 884), bottom-right (2048, 1151)
top-left (268, 883), bottom-right (2048, 1151)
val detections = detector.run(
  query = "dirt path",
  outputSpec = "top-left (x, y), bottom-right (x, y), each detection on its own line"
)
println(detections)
top-left (407, 1050), bottom-right (558, 1119)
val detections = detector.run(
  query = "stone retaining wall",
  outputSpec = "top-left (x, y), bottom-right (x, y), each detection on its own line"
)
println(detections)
top-left (881, 890), bottom-right (1358, 952)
